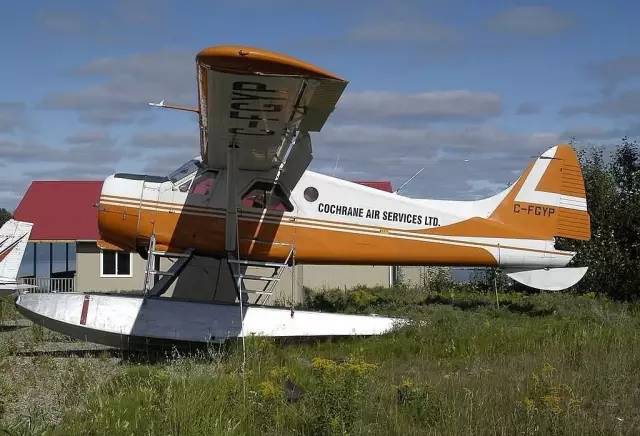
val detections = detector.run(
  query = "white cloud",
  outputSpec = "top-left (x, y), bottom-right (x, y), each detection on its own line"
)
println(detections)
top-left (349, 18), bottom-right (459, 45)
top-left (562, 124), bottom-right (640, 143)
top-left (488, 6), bottom-right (574, 37)
top-left (130, 132), bottom-right (199, 149)
top-left (516, 101), bottom-right (541, 115)
top-left (0, 102), bottom-right (27, 133)
top-left (560, 89), bottom-right (640, 117)
top-left (587, 55), bottom-right (640, 93)
top-left (466, 179), bottom-right (509, 196)
top-left (312, 121), bottom-right (561, 199)
top-left (42, 51), bottom-right (195, 125)
top-left (318, 123), bottom-right (558, 152)
top-left (336, 90), bottom-right (502, 121)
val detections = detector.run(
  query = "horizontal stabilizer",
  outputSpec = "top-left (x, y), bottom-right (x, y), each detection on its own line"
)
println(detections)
top-left (506, 267), bottom-right (588, 291)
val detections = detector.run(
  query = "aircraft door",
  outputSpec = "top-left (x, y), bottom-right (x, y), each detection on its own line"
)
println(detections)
top-left (239, 180), bottom-right (297, 261)
top-left (167, 170), bottom-right (220, 252)
top-left (136, 179), bottom-right (162, 248)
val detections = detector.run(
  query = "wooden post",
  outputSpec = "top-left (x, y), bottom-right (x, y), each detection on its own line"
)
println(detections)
top-left (33, 243), bottom-right (37, 277)
top-left (49, 242), bottom-right (53, 278)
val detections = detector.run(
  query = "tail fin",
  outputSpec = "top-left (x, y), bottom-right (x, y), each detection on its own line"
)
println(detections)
top-left (0, 219), bottom-right (33, 284)
top-left (490, 144), bottom-right (590, 240)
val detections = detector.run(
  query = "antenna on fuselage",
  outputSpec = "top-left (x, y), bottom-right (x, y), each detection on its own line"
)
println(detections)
top-left (331, 154), bottom-right (341, 177)
top-left (394, 167), bottom-right (424, 195)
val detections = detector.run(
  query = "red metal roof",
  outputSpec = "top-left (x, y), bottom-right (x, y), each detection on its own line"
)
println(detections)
top-left (354, 181), bottom-right (393, 193)
top-left (14, 181), bottom-right (102, 241)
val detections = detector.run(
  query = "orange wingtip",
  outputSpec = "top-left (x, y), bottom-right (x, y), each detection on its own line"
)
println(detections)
top-left (196, 45), bottom-right (344, 81)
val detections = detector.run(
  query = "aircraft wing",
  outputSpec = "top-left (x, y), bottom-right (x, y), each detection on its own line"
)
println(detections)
top-left (196, 46), bottom-right (348, 188)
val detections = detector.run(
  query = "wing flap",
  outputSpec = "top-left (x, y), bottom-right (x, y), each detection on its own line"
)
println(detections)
top-left (299, 80), bottom-right (348, 132)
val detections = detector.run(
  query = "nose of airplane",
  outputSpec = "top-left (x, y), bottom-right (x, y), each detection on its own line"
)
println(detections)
top-left (97, 174), bottom-right (143, 252)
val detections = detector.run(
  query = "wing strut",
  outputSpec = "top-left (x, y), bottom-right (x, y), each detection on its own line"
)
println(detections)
top-left (224, 143), bottom-right (247, 370)
top-left (142, 235), bottom-right (194, 297)
top-left (225, 144), bottom-right (239, 254)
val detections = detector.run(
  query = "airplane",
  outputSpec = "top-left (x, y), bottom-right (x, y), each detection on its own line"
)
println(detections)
top-left (0, 219), bottom-right (34, 296)
top-left (16, 45), bottom-right (590, 349)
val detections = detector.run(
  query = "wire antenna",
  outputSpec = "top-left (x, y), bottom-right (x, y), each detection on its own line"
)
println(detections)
top-left (395, 168), bottom-right (424, 194)
top-left (331, 154), bottom-right (341, 177)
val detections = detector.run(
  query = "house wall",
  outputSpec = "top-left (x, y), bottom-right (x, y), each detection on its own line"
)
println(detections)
top-left (75, 242), bottom-right (393, 303)
top-left (75, 241), bottom-right (147, 292)
top-left (75, 242), bottom-right (306, 304)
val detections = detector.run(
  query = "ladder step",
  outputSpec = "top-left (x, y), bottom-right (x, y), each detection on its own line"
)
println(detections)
top-left (148, 271), bottom-right (174, 276)
top-left (241, 290), bottom-right (274, 295)
top-left (152, 251), bottom-right (192, 258)
top-left (228, 259), bottom-right (287, 268)
top-left (234, 274), bottom-right (280, 282)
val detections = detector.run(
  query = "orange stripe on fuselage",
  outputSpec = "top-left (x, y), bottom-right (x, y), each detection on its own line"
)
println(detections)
top-left (100, 193), bottom-right (556, 240)
top-left (98, 197), bottom-right (570, 266)
top-left (100, 202), bottom-right (497, 265)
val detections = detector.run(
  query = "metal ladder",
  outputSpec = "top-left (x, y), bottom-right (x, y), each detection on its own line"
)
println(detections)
top-left (143, 235), bottom-right (194, 297)
top-left (227, 239), bottom-right (295, 305)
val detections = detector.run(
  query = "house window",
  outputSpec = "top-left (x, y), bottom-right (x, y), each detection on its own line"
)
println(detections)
top-left (100, 250), bottom-right (132, 277)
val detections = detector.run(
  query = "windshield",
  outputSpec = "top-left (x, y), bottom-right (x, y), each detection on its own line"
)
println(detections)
top-left (168, 159), bottom-right (201, 183)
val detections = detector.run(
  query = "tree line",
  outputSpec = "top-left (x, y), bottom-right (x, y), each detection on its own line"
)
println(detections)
top-left (561, 138), bottom-right (640, 300)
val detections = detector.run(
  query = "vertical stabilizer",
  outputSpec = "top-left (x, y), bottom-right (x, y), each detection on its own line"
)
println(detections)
top-left (490, 144), bottom-right (591, 240)
top-left (0, 219), bottom-right (33, 284)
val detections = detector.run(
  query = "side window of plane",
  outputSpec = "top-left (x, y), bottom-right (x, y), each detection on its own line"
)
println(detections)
top-left (168, 159), bottom-right (201, 183)
top-left (178, 178), bottom-right (193, 193)
top-left (190, 171), bottom-right (218, 197)
top-left (304, 186), bottom-right (319, 202)
top-left (242, 182), bottom-right (293, 212)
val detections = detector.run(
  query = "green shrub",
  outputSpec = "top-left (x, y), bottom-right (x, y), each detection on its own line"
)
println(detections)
top-left (396, 378), bottom-right (441, 425)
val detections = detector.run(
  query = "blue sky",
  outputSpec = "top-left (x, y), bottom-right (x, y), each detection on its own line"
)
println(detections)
top-left (1, 0), bottom-right (639, 209)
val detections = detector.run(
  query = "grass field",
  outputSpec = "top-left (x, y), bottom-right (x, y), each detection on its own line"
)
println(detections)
top-left (1, 287), bottom-right (640, 435)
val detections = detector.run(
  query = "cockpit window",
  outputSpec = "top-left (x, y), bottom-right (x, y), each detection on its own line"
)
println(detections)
top-left (178, 180), bottom-right (192, 193)
top-left (242, 182), bottom-right (293, 212)
top-left (190, 172), bottom-right (217, 196)
top-left (168, 159), bottom-right (201, 183)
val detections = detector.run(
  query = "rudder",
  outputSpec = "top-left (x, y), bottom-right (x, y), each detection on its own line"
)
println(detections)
top-left (490, 144), bottom-right (590, 241)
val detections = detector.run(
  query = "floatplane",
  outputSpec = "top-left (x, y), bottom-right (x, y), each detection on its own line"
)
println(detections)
top-left (16, 46), bottom-right (590, 349)
top-left (0, 220), bottom-right (34, 296)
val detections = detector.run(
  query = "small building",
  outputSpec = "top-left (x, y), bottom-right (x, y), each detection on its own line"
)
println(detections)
top-left (14, 180), bottom-right (412, 303)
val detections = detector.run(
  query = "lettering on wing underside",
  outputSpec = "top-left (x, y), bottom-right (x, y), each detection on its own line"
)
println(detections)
top-left (228, 81), bottom-right (288, 137)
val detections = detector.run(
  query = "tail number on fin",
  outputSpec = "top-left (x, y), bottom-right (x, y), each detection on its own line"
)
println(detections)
top-left (513, 204), bottom-right (556, 217)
